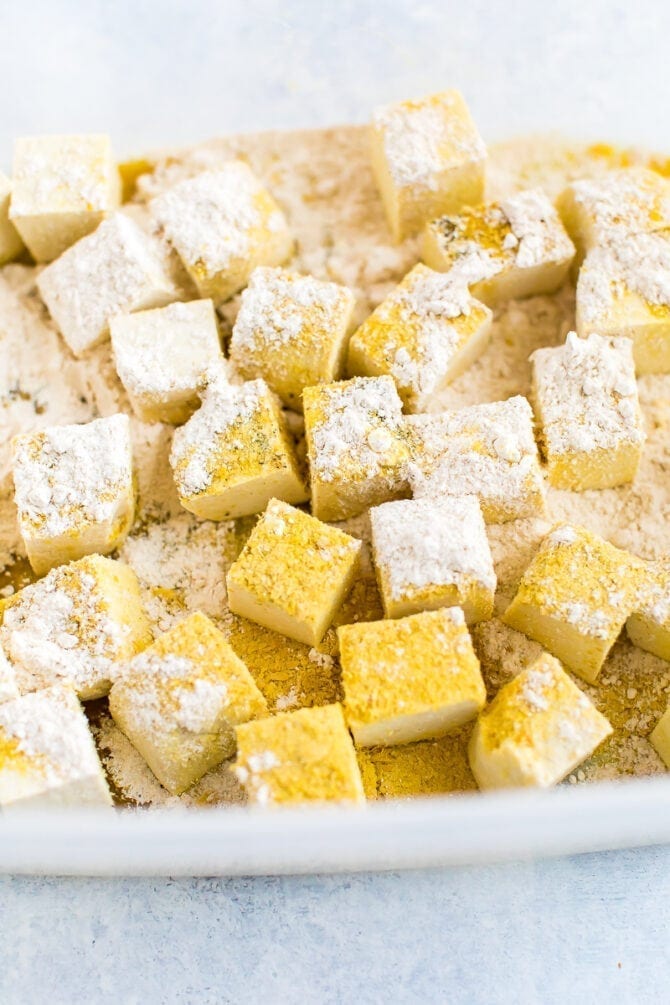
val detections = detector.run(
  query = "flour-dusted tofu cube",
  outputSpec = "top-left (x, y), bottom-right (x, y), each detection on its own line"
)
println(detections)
top-left (339, 606), bottom-right (485, 747)
top-left (0, 684), bottom-right (112, 808)
top-left (650, 705), bottom-right (670, 769)
top-left (347, 263), bottom-right (492, 412)
top-left (422, 188), bottom-right (575, 306)
top-left (37, 213), bottom-right (177, 357)
top-left (303, 375), bottom-right (411, 522)
top-left (576, 233), bottom-right (670, 374)
top-left (150, 163), bottom-right (293, 303)
top-left (0, 555), bottom-right (152, 700)
top-left (11, 413), bottom-right (135, 575)
top-left (9, 134), bottom-right (121, 263)
top-left (0, 172), bottom-right (24, 265)
top-left (370, 90), bottom-right (486, 241)
top-left (502, 524), bottom-right (643, 684)
top-left (0, 650), bottom-right (18, 704)
top-left (227, 498), bottom-right (362, 646)
top-left (109, 611), bottom-right (267, 794)
top-left (408, 395), bottom-right (545, 523)
top-left (370, 495), bottom-right (495, 622)
top-left (626, 560), bottom-right (670, 661)
top-left (170, 369), bottom-right (307, 520)
top-left (531, 332), bottom-right (644, 490)
top-left (111, 299), bottom-right (223, 424)
top-left (234, 703), bottom-right (365, 806)
top-left (230, 266), bottom-right (355, 411)
top-left (468, 653), bottom-right (612, 790)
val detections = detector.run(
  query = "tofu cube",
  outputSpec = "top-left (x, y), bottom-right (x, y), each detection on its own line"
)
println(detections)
top-left (0, 555), bottom-right (152, 700)
top-left (626, 560), bottom-right (670, 661)
top-left (226, 498), bottom-right (362, 646)
top-left (408, 395), bottom-right (546, 523)
top-left (468, 653), bottom-right (612, 790)
top-left (0, 172), bottom-right (25, 265)
top-left (230, 266), bottom-right (355, 411)
top-left (370, 90), bottom-right (486, 241)
top-left (303, 375), bottom-right (411, 522)
top-left (9, 134), bottom-right (121, 262)
top-left (531, 331), bottom-right (644, 490)
top-left (0, 650), bottom-right (18, 704)
top-left (650, 705), bottom-right (670, 769)
top-left (422, 188), bottom-right (575, 307)
top-left (111, 299), bottom-right (223, 424)
top-left (576, 233), bottom-right (670, 374)
top-left (370, 495), bottom-right (495, 622)
top-left (347, 263), bottom-right (492, 412)
top-left (234, 703), bottom-right (365, 806)
top-left (170, 369), bottom-right (307, 520)
top-left (0, 684), bottom-right (112, 808)
top-left (339, 606), bottom-right (485, 747)
top-left (37, 212), bottom-right (177, 357)
top-left (502, 524), bottom-right (643, 683)
top-left (109, 612), bottom-right (267, 794)
top-left (12, 413), bottom-right (135, 575)
top-left (150, 163), bottom-right (293, 303)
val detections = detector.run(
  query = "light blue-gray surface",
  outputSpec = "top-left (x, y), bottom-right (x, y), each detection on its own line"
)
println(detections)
top-left (1, 846), bottom-right (670, 1003)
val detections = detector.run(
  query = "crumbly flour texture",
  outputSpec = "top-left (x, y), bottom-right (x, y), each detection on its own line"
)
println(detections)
top-left (2, 127), bottom-right (669, 804)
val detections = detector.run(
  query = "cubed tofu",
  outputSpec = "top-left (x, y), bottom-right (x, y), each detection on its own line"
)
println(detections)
top-left (150, 163), bottom-right (293, 303)
top-left (303, 375), bottom-right (411, 522)
top-left (37, 212), bottom-right (177, 357)
top-left (369, 495), bottom-right (495, 622)
top-left (9, 134), bottom-right (121, 262)
top-left (0, 650), bottom-right (18, 704)
top-left (422, 188), bottom-right (575, 306)
top-left (370, 90), bottom-right (486, 241)
top-left (0, 684), bottom-right (112, 808)
top-left (626, 560), bottom-right (670, 661)
top-left (0, 555), bottom-right (152, 700)
top-left (111, 299), bottom-right (223, 424)
top-left (347, 263), bottom-right (492, 412)
top-left (170, 369), bottom-right (307, 520)
top-left (530, 331), bottom-right (644, 490)
top-left (230, 266), bottom-right (355, 411)
top-left (0, 172), bottom-right (25, 265)
top-left (12, 413), bottom-right (135, 575)
top-left (576, 233), bottom-right (670, 374)
top-left (650, 705), bottom-right (670, 769)
top-left (407, 395), bottom-right (545, 523)
top-left (109, 612), bottom-right (267, 794)
top-left (502, 524), bottom-right (643, 684)
top-left (234, 703), bottom-right (365, 806)
top-left (468, 652), bottom-right (612, 790)
top-left (226, 498), bottom-right (362, 646)
top-left (339, 606), bottom-right (485, 747)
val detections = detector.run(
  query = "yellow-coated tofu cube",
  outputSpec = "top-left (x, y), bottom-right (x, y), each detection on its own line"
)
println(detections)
top-left (626, 560), bottom-right (670, 661)
top-left (9, 134), bottom-right (121, 263)
top-left (12, 413), bottom-right (135, 576)
top-left (109, 612), bottom-right (267, 794)
top-left (150, 163), bottom-right (294, 303)
top-left (347, 263), bottom-right (492, 412)
top-left (0, 172), bottom-right (25, 265)
top-left (576, 234), bottom-right (670, 374)
top-left (531, 332), bottom-right (644, 490)
top-left (170, 370), bottom-right (307, 520)
top-left (370, 495), bottom-right (495, 622)
top-left (0, 650), bottom-right (18, 704)
top-left (0, 555), bottom-right (152, 700)
top-left (230, 266), bottom-right (355, 411)
top-left (234, 703), bottom-right (365, 806)
top-left (111, 299), bottom-right (223, 425)
top-left (37, 213), bottom-right (177, 357)
top-left (227, 498), bottom-right (362, 646)
top-left (0, 684), bottom-right (112, 808)
top-left (502, 524), bottom-right (643, 683)
top-left (303, 375), bottom-right (411, 522)
top-left (422, 188), bottom-right (575, 307)
top-left (408, 395), bottom-right (545, 523)
top-left (650, 705), bottom-right (670, 769)
top-left (370, 90), bottom-right (486, 241)
top-left (468, 653), bottom-right (612, 790)
top-left (339, 606), bottom-right (485, 747)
